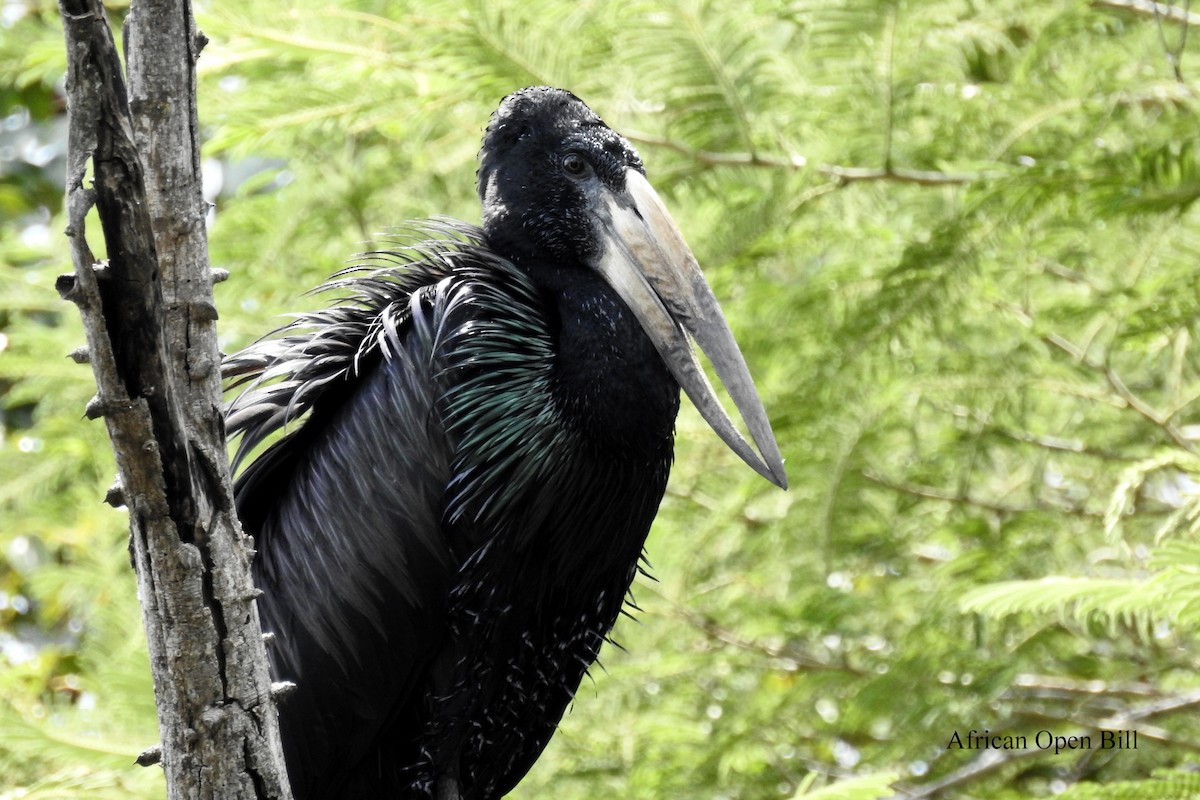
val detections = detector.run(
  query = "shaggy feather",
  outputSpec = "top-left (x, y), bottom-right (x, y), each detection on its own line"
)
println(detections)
top-left (226, 89), bottom-right (691, 799)
top-left (226, 221), bottom-right (678, 798)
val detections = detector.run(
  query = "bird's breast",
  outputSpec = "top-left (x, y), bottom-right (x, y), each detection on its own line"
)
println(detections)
top-left (544, 271), bottom-right (681, 452)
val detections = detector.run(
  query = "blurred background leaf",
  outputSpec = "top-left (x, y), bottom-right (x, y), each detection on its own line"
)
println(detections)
top-left (3, 0), bottom-right (1200, 798)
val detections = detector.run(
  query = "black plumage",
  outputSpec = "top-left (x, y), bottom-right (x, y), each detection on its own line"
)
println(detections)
top-left (225, 87), bottom-right (785, 799)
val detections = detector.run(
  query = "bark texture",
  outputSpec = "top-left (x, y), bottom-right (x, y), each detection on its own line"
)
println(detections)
top-left (58, 1), bottom-right (292, 797)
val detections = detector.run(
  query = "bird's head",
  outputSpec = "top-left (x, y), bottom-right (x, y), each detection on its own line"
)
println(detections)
top-left (477, 87), bottom-right (787, 489)
top-left (478, 86), bottom-right (645, 264)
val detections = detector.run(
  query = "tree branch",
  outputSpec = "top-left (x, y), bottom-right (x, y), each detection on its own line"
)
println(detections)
top-left (1093, 0), bottom-right (1200, 27)
top-left (929, 401), bottom-right (1131, 461)
top-left (674, 608), bottom-right (869, 676)
top-left (861, 469), bottom-right (1102, 518)
top-left (58, 1), bottom-right (291, 797)
top-left (1008, 673), bottom-right (1165, 699)
top-left (625, 132), bottom-right (983, 186)
top-left (985, 424), bottom-right (1128, 462)
top-left (895, 683), bottom-right (1200, 798)
top-left (1041, 333), bottom-right (1198, 454)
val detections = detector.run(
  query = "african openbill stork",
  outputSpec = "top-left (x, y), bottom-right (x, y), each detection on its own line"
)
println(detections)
top-left (224, 86), bottom-right (786, 799)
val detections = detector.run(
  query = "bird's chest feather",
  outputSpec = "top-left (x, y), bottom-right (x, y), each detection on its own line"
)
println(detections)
top-left (437, 269), bottom-right (679, 581)
top-left (545, 269), bottom-right (681, 450)
top-left (438, 268), bottom-right (679, 549)
top-left (421, 269), bottom-right (680, 796)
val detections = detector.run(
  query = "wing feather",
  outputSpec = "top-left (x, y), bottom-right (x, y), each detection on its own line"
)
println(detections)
top-left (224, 222), bottom-right (548, 797)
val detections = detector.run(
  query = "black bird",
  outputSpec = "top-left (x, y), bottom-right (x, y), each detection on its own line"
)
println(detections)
top-left (224, 86), bottom-right (786, 800)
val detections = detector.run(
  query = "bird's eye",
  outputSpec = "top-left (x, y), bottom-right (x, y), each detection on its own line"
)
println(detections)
top-left (562, 153), bottom-right (592, 180)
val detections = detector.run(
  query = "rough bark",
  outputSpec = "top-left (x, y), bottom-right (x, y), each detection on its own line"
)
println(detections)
top-left (57, 1), bottom-right (292, 797)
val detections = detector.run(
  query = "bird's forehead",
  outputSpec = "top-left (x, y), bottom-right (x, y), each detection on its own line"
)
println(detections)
top-left (494, 86), bottom-right (599, 127)
top-left (496, 110), bottom-right (605, 149)
top-left (481, 87), bottom-right (644, 174)
top-left (564, 124), bottom-right (637, 158)
top-left (487, 89), bottom-right (624, 150)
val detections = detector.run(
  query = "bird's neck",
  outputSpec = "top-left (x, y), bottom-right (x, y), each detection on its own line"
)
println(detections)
top-left (522, 260), bottom-right (680, 452)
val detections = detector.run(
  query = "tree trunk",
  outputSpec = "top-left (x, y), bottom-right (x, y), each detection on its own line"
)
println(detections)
top-left (57, 1), bottom-right (293, 797)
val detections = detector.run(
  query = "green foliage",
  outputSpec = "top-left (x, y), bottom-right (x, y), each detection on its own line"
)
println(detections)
top-left (790, 771), bottom-right (899, 800)
top-left (1055, 769), bottom-right (1200, 800)
top-left (3, 0), bottom-right (1200, 798)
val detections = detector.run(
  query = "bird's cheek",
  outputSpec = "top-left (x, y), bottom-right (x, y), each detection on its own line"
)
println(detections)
top-left (524, 205), bottom-right (596, 263)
